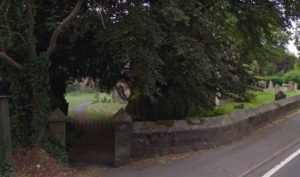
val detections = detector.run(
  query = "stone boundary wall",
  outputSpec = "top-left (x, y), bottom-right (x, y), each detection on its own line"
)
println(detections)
top-left (131, 95), bottom-right (300, 159)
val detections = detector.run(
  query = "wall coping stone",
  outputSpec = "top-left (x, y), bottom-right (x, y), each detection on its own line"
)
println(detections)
top-left (113, 108), bottom-right (132, 123)
top-left (49, 108), bottom-right (69, 122)
top-left (132, 95), bottom-right (300, 134)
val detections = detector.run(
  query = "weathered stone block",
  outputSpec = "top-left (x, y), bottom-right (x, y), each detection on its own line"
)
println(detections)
top-left (113, 108), bottom-right (132, 166)
top-left (0, 96), bottom-right (11, 161)
top-left (48, 108), bottom-right (68, 147)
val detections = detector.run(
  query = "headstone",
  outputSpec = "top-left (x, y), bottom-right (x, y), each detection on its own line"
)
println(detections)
top-left (295, 83), bottom-right (298, 90)
top-left (281, 84), bottom-right (288, 92)
top-left (48, 108), bottom-right (69, 147)
top-left (215, 92), bottom-right (221, 108)
top-left (275, 84), bottom-right (281, 94)
top-left (95, 92), bottom-right (100, 103)
top-left (288, 84), bottom-right (294, 91)
top-left (0, 96), bottom-right (11, 161)
top-left (258, 80), bottom-right (267, 89)
top-left (215, 96), bottom-right (220, 108)
top-left (112, 108), bottom-right (132, 166)
top-left (268, 81), bottom-right (274, 91)
top-left (112, 82), bottom-right (131, 104)
top-left (282, 84), bottom-right (294, 91)
top-left (275, 91), bottom-right (286, 100)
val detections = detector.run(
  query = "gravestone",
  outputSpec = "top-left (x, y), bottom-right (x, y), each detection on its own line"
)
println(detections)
top-left (215, 92), bottom-right (221, 108)
top-left (295, 83), bottom-right (298, 90)
top-left (0, 96), bottom-right (11, 161)
top-left (112, 108), bottom-right (132, 166)
top-left (95, 92), bottom-right (100, 103)
top-left (112, 82), bottom-right (131, 104)
top-left (275, 84), bottom-right (281, 94)
top-left (281, 84), bottom-right (288, 92)
top-left (48, 108), bottom-right (69, 147)
top-left (215, 96), bottom-right (220, 108)
top-left (258, 80), bottom-right (267, 89)
top-left (281, 84), bottom-right (294, 91)
top-left (268, 81), bottom-right (274, 91)
top-left (275, 91), bottom-right (286, 100)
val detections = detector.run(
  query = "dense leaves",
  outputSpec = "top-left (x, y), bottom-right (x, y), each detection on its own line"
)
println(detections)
top-left (1, 0), bottom-right (300, 123)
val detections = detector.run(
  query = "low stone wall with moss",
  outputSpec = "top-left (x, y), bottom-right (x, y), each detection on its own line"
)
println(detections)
top-left (131, 95), bottom-right (300, 159)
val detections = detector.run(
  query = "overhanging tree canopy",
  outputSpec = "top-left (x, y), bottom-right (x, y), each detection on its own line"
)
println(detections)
top-left (0, 0), bottom-right (300, 145)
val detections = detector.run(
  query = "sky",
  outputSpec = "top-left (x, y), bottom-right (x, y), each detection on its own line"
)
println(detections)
top-left (286, 20), bottom-right (299, 57)
top-left (287, 40), bottom-right (298, 57)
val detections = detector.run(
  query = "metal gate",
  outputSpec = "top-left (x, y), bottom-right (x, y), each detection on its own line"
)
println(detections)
top-left (67, 119), bottom-right (114, 165)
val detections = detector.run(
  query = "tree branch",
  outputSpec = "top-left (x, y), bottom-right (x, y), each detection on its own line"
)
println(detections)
top-left (0, 52), bottom-right (22, 70)
top-left (0, 30), bottom-right (26, 42)
top-left (94, 0), bottom-right (106, 29)
top-left (46, 0), bottom-right (84, 57)
top-left (25, 0), bottom-right (37, 58)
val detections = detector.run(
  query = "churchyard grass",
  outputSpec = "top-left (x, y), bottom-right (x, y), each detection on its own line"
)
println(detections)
top-left (66, 90), bottom-right (300, 120)
top-left (220, 90), bottom-right (300, 115)
top-left (85, 102), bottom-right (125, 121)
top-left (65, 91), bottom-right (125, 120)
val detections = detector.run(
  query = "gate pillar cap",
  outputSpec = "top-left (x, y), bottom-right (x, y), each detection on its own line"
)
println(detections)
top-left (49, 108), bottom-right (69, 122)
top-left (0, 95), bottom-right (11, 99)
top-left (112, 108), bottom-right (132, 123)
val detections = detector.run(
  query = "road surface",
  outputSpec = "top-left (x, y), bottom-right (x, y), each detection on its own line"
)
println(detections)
top-left (271, 154), bottom-right (300, 177)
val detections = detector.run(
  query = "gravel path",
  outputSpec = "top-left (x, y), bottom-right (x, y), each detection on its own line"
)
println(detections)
top-left (70, 102), bottom-right (92, 120)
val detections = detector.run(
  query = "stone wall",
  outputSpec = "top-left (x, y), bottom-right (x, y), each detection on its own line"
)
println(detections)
top-left (131, 95), bottom-right (300, 159)
top-left (0, 96), bottom-right (12, 161)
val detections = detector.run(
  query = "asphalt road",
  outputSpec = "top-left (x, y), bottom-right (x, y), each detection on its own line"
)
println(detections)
top-left (271, 153), bottom-right (300, 177)
top-left (81, 110), bottom-right (300, 177)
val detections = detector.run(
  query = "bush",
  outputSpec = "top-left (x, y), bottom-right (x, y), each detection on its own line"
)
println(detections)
top-left (200, 108), bottom-right (225, 117)
top-left (0, 159), bottom-right (15, 177)
top-left (284, 70), bottom-right (300, 86)
top-left (66, 82), bottom-right (81, 93)
top-left (265, 63), bottom-right (276, 75)
top-left (232, 90), bottom-right (256, 102)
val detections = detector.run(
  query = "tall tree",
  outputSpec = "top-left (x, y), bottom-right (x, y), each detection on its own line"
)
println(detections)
top-left (1, 0), bottom-right (300, 143)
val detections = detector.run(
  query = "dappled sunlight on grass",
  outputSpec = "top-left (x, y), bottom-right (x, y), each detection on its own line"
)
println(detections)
top-left (65, 91), bottom-right (126, 120)
top-left (85, 102), bottom-right (126, 121)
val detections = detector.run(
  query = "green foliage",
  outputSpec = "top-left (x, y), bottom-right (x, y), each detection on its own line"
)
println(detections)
top-left (43, 138), bottom-right (68, 164)
top-left (85, 101), bottom-right (125, 121)
top-left (155, 120), bottom-right (175, 128)
top-left (232, 90), bottom-right (256, 102)
top-left (1, 0), bottom-right (300, 127)
top-left (284, 70), bottom-right (300, 85)
top-left (124, 0), bottom-right (255, 120)
top-left (273, 53), bottom-right (297, 73)
top-left (249, 60), bottom-right (260, 75)
top-left (257, 75), bottom-right (285, 85)
top-left (0, 159), bottom-right (15, 177)
top-left (265, 63), bottom-right (277, 75)
top-left (294, 60), bottom-right (300, 70)
top-left (27, 55), bottom-right (51, 142)
top-left (66, 82), bottom-right (81, 93)
top-left (185, 117), bottom-right (205, 125)
top-left (199, 108), bottom-right (226, 117)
